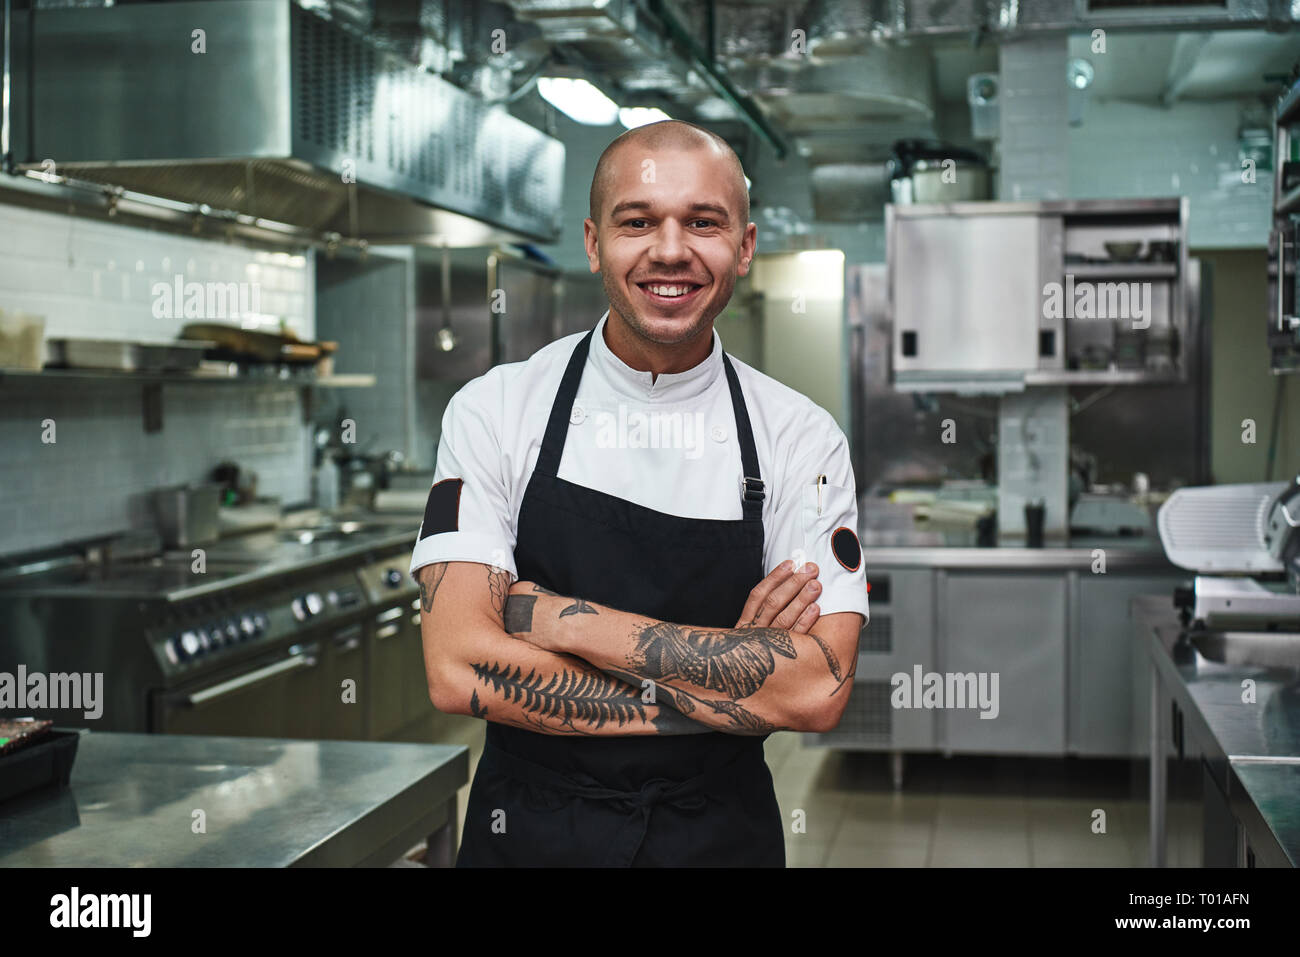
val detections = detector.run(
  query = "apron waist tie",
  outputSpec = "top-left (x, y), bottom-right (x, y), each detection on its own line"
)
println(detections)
top-left (486, 738), bottom-right (755, 866)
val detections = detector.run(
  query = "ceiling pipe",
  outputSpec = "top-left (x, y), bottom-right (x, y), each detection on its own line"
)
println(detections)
top-left (1160, 33), bottom-right (1214, 108)
top-left (644, 0), bottom-right (789, 159)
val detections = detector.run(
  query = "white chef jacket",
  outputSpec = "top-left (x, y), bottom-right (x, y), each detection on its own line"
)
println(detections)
top-left (409, 311), bottom-right (869, 624)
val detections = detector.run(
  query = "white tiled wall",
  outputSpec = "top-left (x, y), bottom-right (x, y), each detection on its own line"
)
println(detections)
top-left (1000, 38), bottom-right (1070, 202)
top-left (315, 249), bottom-right (412, 460)
top-left (0, 204), bottom-right (316, 558)
top-left (1068, 99), bottom-right (1272, 248)
top-left (0, 204), bottom-right (314, 343)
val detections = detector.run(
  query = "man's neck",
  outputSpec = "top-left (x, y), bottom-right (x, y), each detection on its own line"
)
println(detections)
top-left (603, 310), bottom-right (713, 384)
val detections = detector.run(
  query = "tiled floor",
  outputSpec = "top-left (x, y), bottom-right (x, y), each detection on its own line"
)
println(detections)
top-left (433, 718), bottom-right (1152, 867)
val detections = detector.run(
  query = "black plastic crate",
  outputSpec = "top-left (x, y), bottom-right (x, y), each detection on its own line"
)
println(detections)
top-left (0, 729), bottom-right (82, 805)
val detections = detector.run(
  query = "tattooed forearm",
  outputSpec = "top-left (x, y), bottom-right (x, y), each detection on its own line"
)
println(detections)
top-left (705, 699), bottom-right (789, 734)
top-left (828, 651), bottom-right (857, 697)
top-left (809, 632), bottom-right (843, 681)
top-left (602, 665), bottom-right (779, 736)
top-left (559, 598), bottom-right (599, 617)
top-left (628, 622), bottom-right (797, 700)
top-left (504, 594), bottom-right (536, 635)
top-left (469, 660), bottom-right (649, 732)
top-left (418, 563), bottom-right (448, 613)
top-left (487, 567), bottom-right (511, 624)
top-left (531, 582), bottom-right (559, 596)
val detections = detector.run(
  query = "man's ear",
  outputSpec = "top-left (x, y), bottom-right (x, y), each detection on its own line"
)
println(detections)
top-left (583, 218), bottom-right (601, 273)
top-left (736, 222), bottom-right (758, 277)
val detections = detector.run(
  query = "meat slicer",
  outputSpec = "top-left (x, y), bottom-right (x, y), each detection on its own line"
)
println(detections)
top-left (1157, 478), bottom-right (1300, 631)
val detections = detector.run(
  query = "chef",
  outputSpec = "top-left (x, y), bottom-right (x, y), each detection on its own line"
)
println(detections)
top-left (410, 119), bottom-right (869, 867)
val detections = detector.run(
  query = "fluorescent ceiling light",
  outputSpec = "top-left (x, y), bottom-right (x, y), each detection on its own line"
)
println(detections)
top-left (537, 77), bottom-right (619, 126)
top-left (618, 106), bottom-right (671, 129)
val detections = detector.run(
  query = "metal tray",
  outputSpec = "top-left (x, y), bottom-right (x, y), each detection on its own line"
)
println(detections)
top-left (46, 338), bottom-right (213, 372)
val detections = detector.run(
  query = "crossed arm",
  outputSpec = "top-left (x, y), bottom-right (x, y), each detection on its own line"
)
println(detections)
top-left (417, 560), bottom-right (862, 737)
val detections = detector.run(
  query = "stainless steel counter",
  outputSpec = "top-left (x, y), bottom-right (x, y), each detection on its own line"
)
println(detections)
top-left (0, 731), bottom-right (468, 867)
top-left (860, 530), bottom-right (1174, 570)
top-left (4, 514), bottom-right (420, 602)
top-left (1136, 595), bottom-right (1300, 867)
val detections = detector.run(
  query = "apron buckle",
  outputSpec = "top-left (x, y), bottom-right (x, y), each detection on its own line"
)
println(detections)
top-left (741, 476), bottom-right (766, 503)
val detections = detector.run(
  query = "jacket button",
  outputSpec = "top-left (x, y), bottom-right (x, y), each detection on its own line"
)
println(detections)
top-left (711, 425), bottom-right (727, 442)
top-left (569, 405), bottom-right (585, 425)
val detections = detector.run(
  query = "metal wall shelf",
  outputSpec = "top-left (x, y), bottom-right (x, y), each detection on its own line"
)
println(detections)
top-left (0, 368), bottom-right (376, 433)
top-left (0, 368), bottom-right (374, 388)
top-left (1065, 262), bottom-right (1178, 280)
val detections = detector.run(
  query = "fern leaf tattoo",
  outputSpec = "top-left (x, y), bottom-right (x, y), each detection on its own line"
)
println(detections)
top-left (471, 661), bottom-right (649, 731)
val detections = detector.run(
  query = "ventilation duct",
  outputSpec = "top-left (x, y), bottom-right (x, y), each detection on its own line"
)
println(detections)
top-left (9, 0), bottom-right (565, 245)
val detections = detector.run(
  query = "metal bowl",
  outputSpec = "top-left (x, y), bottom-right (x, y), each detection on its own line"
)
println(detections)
top-left (1104, 241), bottom-right (1144, 262)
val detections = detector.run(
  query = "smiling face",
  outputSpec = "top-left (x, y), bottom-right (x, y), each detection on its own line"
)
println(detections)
top-left (584, 134), bottom-right (756, 351)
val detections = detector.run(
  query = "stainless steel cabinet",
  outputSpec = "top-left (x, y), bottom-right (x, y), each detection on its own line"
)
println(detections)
top-left (810, 561), bottom-right (1181, 758)
top-left (891, 211), bottom-right (1052, 388)
top-left (887, 199), bottom-right (1192, 393)
top-left (816, 569), bottom-right (937, 750)
top-left (1072, 573), bottom-right (1185, 756)
top-left (941, 573), bottom-right (1067, 754)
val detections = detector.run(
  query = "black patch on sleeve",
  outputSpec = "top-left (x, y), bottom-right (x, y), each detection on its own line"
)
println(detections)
top-left (831, 526), bottom-right (861, 572)
top-left (419, 478), bottom-right (464, 540)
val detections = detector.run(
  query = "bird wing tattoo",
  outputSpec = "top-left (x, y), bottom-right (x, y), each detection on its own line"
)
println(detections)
top-left (629, 622), bottom-right (797, 700)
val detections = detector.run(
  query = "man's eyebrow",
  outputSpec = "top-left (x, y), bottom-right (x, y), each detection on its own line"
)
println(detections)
top-left (686, 203), bottom-right (730, 218)
top-left (608, 200), bottom-right (653, 217)
top-left (607, 200), bottom-right (732, 219)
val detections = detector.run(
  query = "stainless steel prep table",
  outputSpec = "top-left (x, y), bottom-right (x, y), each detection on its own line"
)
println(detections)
top-left (0, 731), bottom-right (468, 867)
top-left (1136, 595), bottom-right (1300, 867)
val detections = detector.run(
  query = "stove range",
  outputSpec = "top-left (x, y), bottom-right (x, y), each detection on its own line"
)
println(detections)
top-left (0, 518), bottom-right (427, 741)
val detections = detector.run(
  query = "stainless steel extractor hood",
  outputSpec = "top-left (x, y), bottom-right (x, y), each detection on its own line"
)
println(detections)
top-left (8, 0), bottom-right (565, 245)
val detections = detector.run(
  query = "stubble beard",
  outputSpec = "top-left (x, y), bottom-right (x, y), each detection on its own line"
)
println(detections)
top-left (600, 268), bottom-right (735, 347)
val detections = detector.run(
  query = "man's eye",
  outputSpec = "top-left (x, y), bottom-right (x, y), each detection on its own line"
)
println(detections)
top-left (623, 219), bottom-right (648, 228)
top-left (691, 219), bottom-right (718, 229)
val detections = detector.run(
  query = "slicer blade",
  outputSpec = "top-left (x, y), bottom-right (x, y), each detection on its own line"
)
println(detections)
top-left (1157, 482), bottom-right (1288, 573)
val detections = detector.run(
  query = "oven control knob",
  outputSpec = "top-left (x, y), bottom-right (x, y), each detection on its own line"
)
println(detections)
top-left (239, 615), bottom-right (256, 639)
top-left (305, 592), bottom-right (325, 616)
top-left (291, 597), bottom-right (307, 621)
top-left (166, 636), bottom-right (184, 663)
top-left (206, 625), bottom-right (224, 649)
top-left (384, 568), bottom-right (403, 589)
top-left (223, 619), bottom-right (241, 643)
top-left (180, 630), bottom-right (202, 658)
top-left (254, 611), bottom-right (270, 634)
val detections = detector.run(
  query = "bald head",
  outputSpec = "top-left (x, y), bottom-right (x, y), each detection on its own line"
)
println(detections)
top-left (588, 120), bottom-right (749, 226)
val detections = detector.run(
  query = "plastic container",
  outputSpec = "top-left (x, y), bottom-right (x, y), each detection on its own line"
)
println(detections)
top-left (0, 729), bottom-right (81, 805)
top-left (0, 310), bottom-right (46, 370)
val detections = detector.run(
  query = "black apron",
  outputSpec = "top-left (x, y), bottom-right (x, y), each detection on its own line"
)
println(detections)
top-left (455, 325), bottom-right (785, 867)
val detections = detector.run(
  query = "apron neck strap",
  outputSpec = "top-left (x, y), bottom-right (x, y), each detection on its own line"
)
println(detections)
top-left (534, 327), bottom-right (596, 479)
top-left (722, 351), bottom-right (764, 523)
top-left (534, 325), bottom-right (765, 523)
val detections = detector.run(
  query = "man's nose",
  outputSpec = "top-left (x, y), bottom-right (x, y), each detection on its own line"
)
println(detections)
top-left (648, 220), bottom-right (689, 264)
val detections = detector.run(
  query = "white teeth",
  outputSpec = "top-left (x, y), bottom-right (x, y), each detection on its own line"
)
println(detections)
top-left (646, 284), bottom-right (692, 297)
